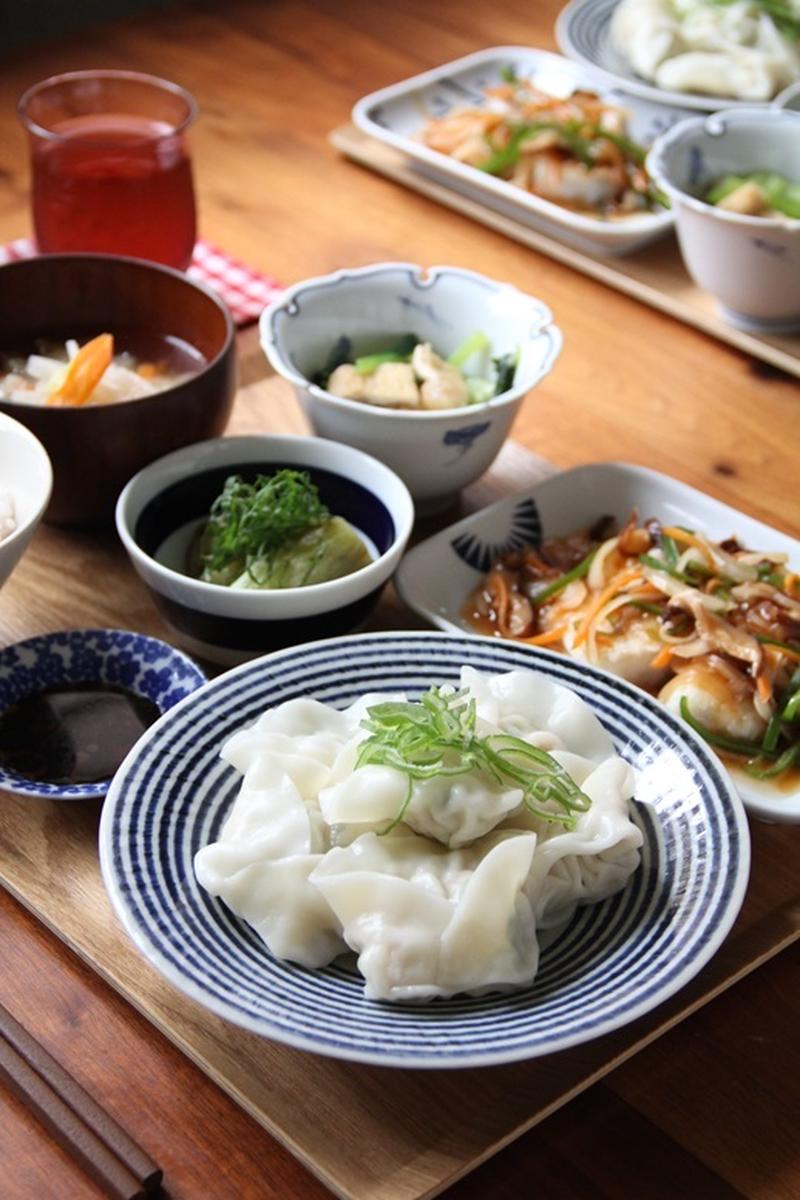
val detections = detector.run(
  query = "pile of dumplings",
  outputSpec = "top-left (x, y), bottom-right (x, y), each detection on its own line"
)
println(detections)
top-left (611, 0), bottom-right (800, 100)
top-left (194, 667), bottom-right (643, 1002)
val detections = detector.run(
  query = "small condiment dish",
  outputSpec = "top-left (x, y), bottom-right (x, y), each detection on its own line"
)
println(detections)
top-left (260, 263), bottom-right (562, 513)
top-left (647, 108), bottom-right (800, 332)
top-left (0, 628), bottom-right (206, 800)
top-left (0, 412), bottom-right (52, 588)
top-left (115, 434), bottom-right (415, 666)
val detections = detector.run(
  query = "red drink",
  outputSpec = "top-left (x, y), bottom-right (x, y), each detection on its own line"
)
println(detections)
top-left (20, 72), bottom-right (197, 271)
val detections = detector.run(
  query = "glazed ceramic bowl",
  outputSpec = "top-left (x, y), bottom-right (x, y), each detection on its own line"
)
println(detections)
top-left (115, 434), bottom-right (414, 665)
top-left (0, 628), bottom-right (206, 800)
top-left (0, 254), bottom-right (236, 524)
top-left (0, 412), bottom-right (52, 588)
top-left (647, 109), bottom-right (800, 332)
top-left (260, 263), bottom-right (562, 513)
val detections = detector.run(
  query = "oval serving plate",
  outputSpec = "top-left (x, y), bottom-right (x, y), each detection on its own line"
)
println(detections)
top-left (99, 631), bottom-right (749, 1068)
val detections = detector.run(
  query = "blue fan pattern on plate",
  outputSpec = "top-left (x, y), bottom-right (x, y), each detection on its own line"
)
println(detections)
top-left (0, 629), bottom-right (206, 800)
top-left (99, 631), bottom-right (748, 1068)
top-left (451, 497), bottom-right (542, 572)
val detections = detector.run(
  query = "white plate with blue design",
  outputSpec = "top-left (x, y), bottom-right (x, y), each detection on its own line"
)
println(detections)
top-left (395, 462), bottom-right (800, 825)
top-left (99, 630), bottom-right (749, 1067)
top-left (352, 46), bottom-right (679, 257)
top-left (556, 0), bottom-right (782, 112)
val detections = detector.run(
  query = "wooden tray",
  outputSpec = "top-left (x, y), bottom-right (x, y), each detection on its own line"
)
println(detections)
top-left (1, 377), bottom-right (799, 1200)
top-left (330, 122), bottom-right (800, 380)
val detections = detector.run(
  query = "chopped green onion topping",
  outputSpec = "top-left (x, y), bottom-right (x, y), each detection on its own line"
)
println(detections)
top-left (356, 686), bottom-right (592, 833)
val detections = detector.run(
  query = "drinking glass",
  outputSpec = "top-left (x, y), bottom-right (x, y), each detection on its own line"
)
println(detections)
top-left (18, 69), bottom-right (197, 271)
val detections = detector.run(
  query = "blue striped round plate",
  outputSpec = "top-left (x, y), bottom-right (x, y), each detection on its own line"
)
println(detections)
top-left (99, 632), bottom-right (750, 1068)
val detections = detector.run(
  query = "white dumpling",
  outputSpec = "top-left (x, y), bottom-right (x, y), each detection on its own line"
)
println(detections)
top-left (654, 48), bottom-right (782, 100)
top-left (311, 832), bottom-right (538, 1000)
top-left (462, 666), bottom-right (615, 762)
top-left (611, 0), bottom-right (682, 78)
top-left (524, 758), bottom-right (642, 929)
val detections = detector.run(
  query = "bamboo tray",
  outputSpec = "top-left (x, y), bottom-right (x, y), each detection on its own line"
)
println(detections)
top-left (1, 378), bottom-right (799, 1200)
top-left (330, 122), bottom-right (800, 380)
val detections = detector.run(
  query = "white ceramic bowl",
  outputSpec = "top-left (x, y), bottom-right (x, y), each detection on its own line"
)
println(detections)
top-left (115, 434), bottom-right (414, 665)
top-left (260, 263), bottom-right (562, 512)
top-left (0, 412), bottom-right (52, 588)
top-left (647, 108), bottom-right (800, 332)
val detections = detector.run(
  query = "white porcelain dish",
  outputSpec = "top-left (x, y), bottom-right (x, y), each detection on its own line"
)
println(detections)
top-left (647, 108), bottom-right (800, 332)
top-left (100, 630), bottom-right (749, 1067)
top-left (116, 434), bottom-right (414, 665)
top-left (261, 263), bottom-right (561, 512)
top-left (395, 462), bottom-right (800, 824)
top-left (0, 412), bottom-right (52, 588)
top-left (556, 0), bottom-right (790, 111)
top-left (352, 47), bottom-right (677, 257)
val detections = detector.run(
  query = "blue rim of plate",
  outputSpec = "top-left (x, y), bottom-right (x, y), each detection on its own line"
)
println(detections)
top-left (0, 628), bottom-right (207, 799)
top-left (99, 631), bottom-right (750, 1068)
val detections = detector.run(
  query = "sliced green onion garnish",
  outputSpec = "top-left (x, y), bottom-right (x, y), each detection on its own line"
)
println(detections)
top-left (530, 548), bottom-right (597, 607)
top-left (356, 686), bottom-right (592, 833)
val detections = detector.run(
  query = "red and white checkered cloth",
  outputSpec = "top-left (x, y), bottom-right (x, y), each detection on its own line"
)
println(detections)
top-left (0, 237), bottom-right (283, 327)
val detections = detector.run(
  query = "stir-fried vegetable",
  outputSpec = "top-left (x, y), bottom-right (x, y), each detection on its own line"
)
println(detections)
top-left (705, 171), bottom-right (800, 219)
top-left (465, 514), bottom-right (800, 784)
top-left (420, 76), bottom-right (665, 216)
top-left (356, 686), bottom-right (592, 832)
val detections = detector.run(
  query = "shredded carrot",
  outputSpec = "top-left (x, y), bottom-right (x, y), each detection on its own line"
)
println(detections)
top-left (136, 361), bottom-right (160, 379)
top-left (660, 525), bottom-right (716, 568)
top-left (573, 569), bottom-right (642, 648)
top-left (48, 333), bottom-right (113, 407)
top-left (649, 645), bottom-right (673, 670)
top-left (785, 572), bottom-right (800, 599)
top-left (520, 625), bottom-right (567, 647)
top-left (755, 673), bottom-right (773, 703)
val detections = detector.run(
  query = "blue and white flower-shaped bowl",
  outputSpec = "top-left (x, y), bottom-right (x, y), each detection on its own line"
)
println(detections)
top-left (260, 263), bottom-right (562, 513)
top-left (100, 631), bottom-right (749, 1068)
top-left (0, 628), bottom-right (206, 800)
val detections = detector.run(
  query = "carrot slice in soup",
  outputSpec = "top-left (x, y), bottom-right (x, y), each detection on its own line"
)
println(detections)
top-left (48, 334), bottom-right (114, 407)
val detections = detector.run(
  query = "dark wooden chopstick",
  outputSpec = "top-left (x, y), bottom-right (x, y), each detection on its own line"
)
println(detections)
top-left (0, 1001), bottom-right (162, 1199)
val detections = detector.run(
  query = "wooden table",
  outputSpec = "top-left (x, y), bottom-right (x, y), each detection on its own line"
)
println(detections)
top-left (0, 3), bottom-right (798, 1198)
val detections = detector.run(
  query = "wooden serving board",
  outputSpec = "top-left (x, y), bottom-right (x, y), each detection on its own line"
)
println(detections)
top-left (330, 123), bottom-right (800, 381)
top-left (1, 377), bottom-right (799, 1200)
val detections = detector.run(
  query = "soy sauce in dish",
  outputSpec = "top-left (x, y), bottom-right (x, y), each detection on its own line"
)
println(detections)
top-left (0, 683), bottom-right (160, 784)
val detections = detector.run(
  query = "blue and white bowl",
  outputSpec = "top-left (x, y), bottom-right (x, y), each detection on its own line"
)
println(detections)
top-left (260, 263), bottom-right (562, 512)
top-left (0, 628), bottom-right (206, 800)
top-left (99, 631), bottom-right (749, 1068)
top-left (647, 109), bottom-right (800, 332)
top-left (116, 434), bottom-right (414, 666)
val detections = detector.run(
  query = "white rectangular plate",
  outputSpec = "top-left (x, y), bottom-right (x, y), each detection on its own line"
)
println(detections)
top-left (395, 461), bottom-right (800, 823)
top-left (352, 46), bottom-right (679, 257)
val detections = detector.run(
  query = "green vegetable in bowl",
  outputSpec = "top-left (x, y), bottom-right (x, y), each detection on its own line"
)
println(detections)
top-left (320, 330), bottom-right (519, 411)
top-left (191, 469), bottom-right (371, 589)
top-left (705, 171), bottom-right (800, 219)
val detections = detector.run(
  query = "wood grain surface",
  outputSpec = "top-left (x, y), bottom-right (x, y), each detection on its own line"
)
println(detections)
top-left (0, 2), bottom-right (799, 1198)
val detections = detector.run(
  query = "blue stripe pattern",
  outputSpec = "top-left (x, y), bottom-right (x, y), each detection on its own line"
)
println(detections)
top-left (100, 632), bottom-right (749, 1067)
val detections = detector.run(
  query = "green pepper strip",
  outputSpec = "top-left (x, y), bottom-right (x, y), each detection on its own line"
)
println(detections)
top-left (782, 690), bottom-right (800, 722)
top-left (761, 713), bottom-right (783, 754)
top-left (639, 553), bottom-right (687, 583)
top-left (530, 548), bottom-right (597, 607)
top-left (756, 634), bottom-right (800, 655)
top-left (628, 599), bottom-right (664, 616)
top-left (745, 745), bottom-right (799, 779)
top-left (660, 534), bottom-right (680, 568)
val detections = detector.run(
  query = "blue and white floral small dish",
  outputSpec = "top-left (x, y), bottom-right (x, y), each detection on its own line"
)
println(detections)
top-left (647, 108), bottom-right (800, 332)
top-left (260, 263), bottom-right (562, 513)
top-left (99, 630), bottom-right (749, 1068)
top-left (0, 628), bottom-right (207, 800)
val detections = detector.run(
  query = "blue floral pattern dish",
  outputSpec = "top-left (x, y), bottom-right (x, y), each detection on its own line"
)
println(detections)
top-left (0, 629), bottom-right (206, 800)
